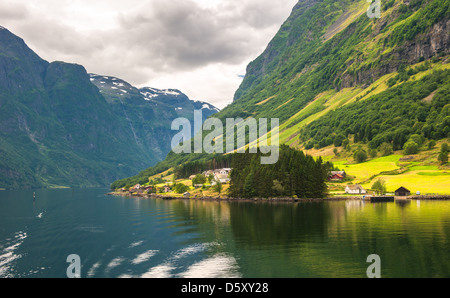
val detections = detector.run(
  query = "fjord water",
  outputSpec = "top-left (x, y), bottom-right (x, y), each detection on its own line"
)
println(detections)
top-left (0, 189), bottom-right (449, 278)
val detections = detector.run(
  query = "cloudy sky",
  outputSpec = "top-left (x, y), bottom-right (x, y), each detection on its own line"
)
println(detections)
top-left (0, 0), bottom-right (298, 109)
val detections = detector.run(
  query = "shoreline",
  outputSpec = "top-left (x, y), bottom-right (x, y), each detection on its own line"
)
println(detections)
top-left (107, 192), bottom-right (450, 202)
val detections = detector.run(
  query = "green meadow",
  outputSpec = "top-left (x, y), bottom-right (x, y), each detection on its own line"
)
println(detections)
top-left (327, 147), bottom-right (450, 195)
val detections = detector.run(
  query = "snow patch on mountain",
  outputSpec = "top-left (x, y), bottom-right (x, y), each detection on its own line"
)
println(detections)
top-left (88, 73), bottom-right (219, 113)
top-left (163, 90), bottom-right (180, 96)
top-left (140, 91), bottom-right (158, 101)
top-left (199, 103), bottom-right (220, 112)
top-left (113, 82), bottom-right (125, 87)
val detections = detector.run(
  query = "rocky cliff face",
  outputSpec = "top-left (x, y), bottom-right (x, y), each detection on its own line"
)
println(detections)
top-left (0, 27), bottom-right (48, 93)
top-left (407, 19), bottom-right (449, 61)
top-left (340, 18), bottom-right (450, 89)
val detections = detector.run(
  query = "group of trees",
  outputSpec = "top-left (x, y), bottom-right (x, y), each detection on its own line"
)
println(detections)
top-left (351, 137), bottom-right (447, 164)
top-left (372, 179), bottom-right (387, 195)
top-left (229, 145), bottom-right (330, 199)
top-left (191, 174), bottom-right (207, 186)
top-left (299, 70), bottom-right (450, 154)
top-left (173, 183), bottom-right (189, 194)
top-left (403, 134), bottom-right (425, 155)
top-left (438, 143), bottom-right (449, 165)
top-left (353, 147), bottom-right (369, 163)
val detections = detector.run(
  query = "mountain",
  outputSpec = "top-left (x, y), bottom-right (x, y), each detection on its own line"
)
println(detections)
top-left (222, 0), bottom-right (448, 121)
top-left (111, 0), bottom-right (449, 189)
top-left (88, 74), bottom-right (219, 160)
top-left (0, 26), bottom-right (219, 189)
top-left (226, 0), bottom-right (449, 148)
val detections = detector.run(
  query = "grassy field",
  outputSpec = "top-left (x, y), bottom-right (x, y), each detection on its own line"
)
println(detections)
top-left (325, 139), bottom-right (450, 195)
top-left (334, 155), bottom-right (403, 183)
top-left (361, 170), bottom-right (450, 194)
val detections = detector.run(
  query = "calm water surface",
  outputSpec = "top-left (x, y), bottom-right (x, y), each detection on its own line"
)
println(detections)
top-left (0, 189), bottom-right (449, 278)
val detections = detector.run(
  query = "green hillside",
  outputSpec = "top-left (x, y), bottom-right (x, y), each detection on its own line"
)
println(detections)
top-left (111, 0), bottom-right (449, 194)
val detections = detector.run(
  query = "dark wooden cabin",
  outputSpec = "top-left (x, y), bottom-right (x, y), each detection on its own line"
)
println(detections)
top-left (395, 187), bottom-right (411, 197)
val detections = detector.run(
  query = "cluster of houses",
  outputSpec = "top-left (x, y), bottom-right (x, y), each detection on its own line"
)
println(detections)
top-left (121, 166), bottom-right (414, 198)
top-left (118, 168), bottom-right (233, 195)
top-left (120, 183), bottom-right (173, 194)
top-left (189, 168), bottom-right (232, 185)
top-left (118, 184), bottom-right (154, 194)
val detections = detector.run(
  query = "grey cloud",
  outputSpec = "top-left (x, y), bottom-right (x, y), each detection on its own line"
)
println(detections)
top-left (0, 1), bottom-right (29, 20)
top-left (114, 0), bottom-right (297, 73)
top-left (0, 0), bottom-right (298, 105)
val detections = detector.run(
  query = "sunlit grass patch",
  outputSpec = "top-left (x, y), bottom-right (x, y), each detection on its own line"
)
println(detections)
top-left (362, 170), bottom-right (450, 194)
top-left (334, 155), bottom-right (402, 182)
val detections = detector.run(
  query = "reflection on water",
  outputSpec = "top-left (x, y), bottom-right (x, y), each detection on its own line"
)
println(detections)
top-left (178, 254), bottom-right (241, 278)
top-left (0, 189), bottom-right (449, 278)
top-left (0, 231), bottom-right (27, 278)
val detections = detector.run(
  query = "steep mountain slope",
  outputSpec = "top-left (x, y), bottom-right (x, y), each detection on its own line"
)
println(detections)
top-left (111, 0), bottom-right (449, 190)
top-left (0, 27), bottom-right (219, 189)
top-left (222, 0), bottom-right (448, 123)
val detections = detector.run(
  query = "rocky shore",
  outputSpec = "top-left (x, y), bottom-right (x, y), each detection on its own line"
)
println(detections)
top-left (108, 192), bottom-right (365, 202)
top-left (107, 191), bottom-right (450, 202)
top-left (407, 195), bottom-right (450, 200)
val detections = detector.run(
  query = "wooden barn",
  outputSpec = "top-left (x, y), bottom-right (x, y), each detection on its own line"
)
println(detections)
top-left (395, 187), bottom-right (411, 197)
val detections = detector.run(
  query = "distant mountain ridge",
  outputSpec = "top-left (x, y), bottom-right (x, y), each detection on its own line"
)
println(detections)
top-left (0, 26), bottom-right (219, 189)
top-left (89, 73), bottom-right (218, 114)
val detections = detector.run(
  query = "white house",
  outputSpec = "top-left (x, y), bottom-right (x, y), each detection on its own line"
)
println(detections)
top-left (211, 174), bottom-right (231, 185)
top-left (202, 168), bottom-right (232, 183)
top-left (345, 184), bottom-right (367, 194)
top-left (220, 168), bottom-right (232, 175)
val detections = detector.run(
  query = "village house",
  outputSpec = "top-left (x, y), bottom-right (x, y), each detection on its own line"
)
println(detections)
top-left (329, 173), bottom-right (344, 181)
top-left (219, 168), bottom-right (232, 175)
top-left (395, 186), bottom-right (411, 196)
top-left (212, 174), bottom-right (231, 184)
top-left (199, 168), bottom-right (233, 184)
top-left (163, 185), bottom-right (171, 193)
top-left (203, 168), bottom-right (232, 177)
top-left (143, 185), bottom-right (154, 193)
top-left (345, 184), bottom-right (367, 194)
top-left (328, 171), bottom-right (346, 181)
top-left (129, 184), bottom-right (142, 193)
